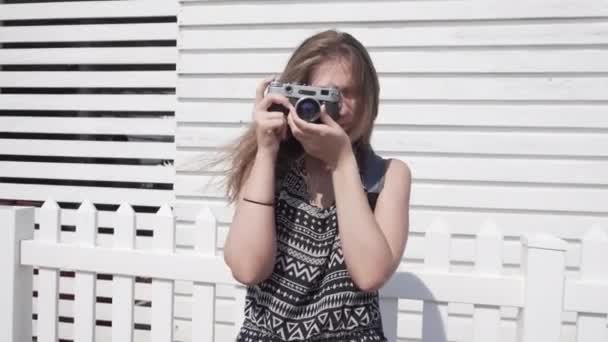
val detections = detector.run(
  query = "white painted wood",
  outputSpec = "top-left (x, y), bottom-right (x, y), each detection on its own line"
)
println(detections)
top-left (180, 49), bottom-right (608, 74)
top-left (379, 291), bottom-right (399, 342)
top-left (26, 276), bottom-right (522, 337)
top-left (31, 207), bottom-right (168, 238)
top-left (192, 207), bottom-right (217, 342)
top-left (177, 126), bottom-right (608, 157)
top-left (175, 174), bottom-right (608, 213)
top-left (422, 219), bottom-right (449, 342)
top-left (564, 280), bottom-right (608, 314)
top-left (178, 102), bottom-right (608, 128)
top-left (151, 204), bottom-right (175, 342)
top-left (0, 94), bottom-right (175, 111)
top-left (389, 156), bottom-right (608, 186)
top-left (0, 23), bottom-right (177, 43)
top-left (0, 47), bottom-right (176, 65)
top-left (112, 203), bottom-right (137, 342)
top-left (25, 238), bottom-right (531, 305)
top-left (31, 280), bottom-right (233, 323)
top-left (178, 150), bottom-right (608, 186)
top-left (1, 139), bottom-right (174, 159)
top-left (233, 285), bottom-right (247, 340)
top-left (21, 239), bottom-right (236, 285)
top-left (179, 1), bottom-right (608, 25)
top-left (37, 199), bottom-right (61, 342)
top-left (180, 76), bottom-right (608, 101)
top-left (0, 1), bottom-right (177, 20)
top-left (0, 117), bottom-right (175, 135)
top-left (473, 222), bottom-right (502, 342)
top-left (3, 162), bottom-right (174, 183)
top-left (179, 22), bottom-right (608, 49)
top-left (0, 207), bottom-right (34, 342)
top-left (174, 201), bottom-right (608, 240)
top-left (0, 71), bottom-right (176, 88)
top-left (573, 226), bottom-right (608, 342)
top-left (73, 201), bottom-right (97, 342)
top-left (519, 234), bottom-right (567, 342)
top-left (27, 315), bottom-right (512, 342)
top-left (0, 184), bottom-right (174, 207)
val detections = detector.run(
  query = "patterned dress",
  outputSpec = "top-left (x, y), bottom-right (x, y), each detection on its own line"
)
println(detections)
top-left (236, 157), bottom-right (387, 342)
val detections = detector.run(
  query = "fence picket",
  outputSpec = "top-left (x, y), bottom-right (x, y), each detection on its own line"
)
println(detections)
top-left (151, 204), bottom-right (176, 342)
top-left (576, 226), bottom-right (608, 342)
top-left (234, 285), bottom-right (247, 339)
top-left (519, 234), bottom-right (567, 342)
top-left (0, 206), bottom-right (34, 342)
top-left (112, 203), bottom-right (136, 342)
top-left (473, 220), bottom-right (503, 342)
top-left (74, 200), bottom-right (97, 341)
top-left (37, 199), bottom-right (61, 342)
top-left (379, 294), bottom-right (398, 342)
top-left (422, 218), bottom-right (450, 342)
top-left (193, 207), bottom-right (217, 342)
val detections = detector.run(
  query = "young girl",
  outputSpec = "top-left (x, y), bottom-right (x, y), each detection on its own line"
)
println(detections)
top-left (222, 29), bottom-right (411, 342)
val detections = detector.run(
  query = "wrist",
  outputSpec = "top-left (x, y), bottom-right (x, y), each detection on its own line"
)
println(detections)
top-left (256, 146), bottom-right (278, 163)
top-left (328, 143), bottom-right (355, 173)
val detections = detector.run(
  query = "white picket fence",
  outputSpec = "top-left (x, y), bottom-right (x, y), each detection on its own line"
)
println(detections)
top-left (1, 202), bottom-right (607, 342)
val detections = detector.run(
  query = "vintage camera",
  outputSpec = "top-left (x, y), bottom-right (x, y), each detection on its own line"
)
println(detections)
top-left (266, 81), bottom-right (340, 123)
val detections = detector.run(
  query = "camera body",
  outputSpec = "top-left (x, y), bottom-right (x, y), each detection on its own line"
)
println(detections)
top-left (266, 81), bottom-right (341, 123)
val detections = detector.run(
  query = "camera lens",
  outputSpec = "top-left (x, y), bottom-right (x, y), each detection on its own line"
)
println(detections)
top-left (295, 97), bottom-right (321, 122)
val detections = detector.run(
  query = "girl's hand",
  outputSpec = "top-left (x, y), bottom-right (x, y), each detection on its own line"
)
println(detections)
top-left (287, 105), bottom-right (352, 169)
top-left (252, 77), bottom-right (294, 157)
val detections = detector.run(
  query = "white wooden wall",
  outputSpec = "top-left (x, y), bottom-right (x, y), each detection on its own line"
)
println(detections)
top-left (0, 0), bottom-right (177, 209)
top-left (174, 1), bottom-right (608, 342)
top-left (0, 1), bottom-right (178, 341)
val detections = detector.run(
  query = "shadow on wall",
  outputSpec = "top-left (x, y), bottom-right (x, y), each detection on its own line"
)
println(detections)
top-left (381, 272), bottom-right (448, 342)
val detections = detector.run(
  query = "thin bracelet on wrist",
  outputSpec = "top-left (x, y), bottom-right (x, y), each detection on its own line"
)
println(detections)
top-left (242, 197), bottom-right (274, 207)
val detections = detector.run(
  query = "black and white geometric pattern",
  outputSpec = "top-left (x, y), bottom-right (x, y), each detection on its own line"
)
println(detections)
top-left (236, 158), bottom-right (387, 342)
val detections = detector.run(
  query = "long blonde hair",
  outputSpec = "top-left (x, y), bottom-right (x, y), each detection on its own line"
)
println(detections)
top-left (220, 29), bottom-right (380, 203)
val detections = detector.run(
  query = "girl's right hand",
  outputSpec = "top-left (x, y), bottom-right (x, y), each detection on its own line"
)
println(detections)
top-left (252, 77), bottom-right (294, 157)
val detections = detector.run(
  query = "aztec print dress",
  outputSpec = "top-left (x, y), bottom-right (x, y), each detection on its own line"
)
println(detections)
top-left (236, 156), bottom-right (387, 342)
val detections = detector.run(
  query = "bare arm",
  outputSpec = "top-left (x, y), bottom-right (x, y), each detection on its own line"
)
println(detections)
top-left (223, 77), bottom-right (295, 285)
top-left (331, 147), bottom-right (411, 292)
top-left (223, 150), bottom-right (278, 285)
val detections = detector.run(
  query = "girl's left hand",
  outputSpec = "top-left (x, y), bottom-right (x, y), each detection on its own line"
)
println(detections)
top-left (287, 105), bottom-right (352, 170)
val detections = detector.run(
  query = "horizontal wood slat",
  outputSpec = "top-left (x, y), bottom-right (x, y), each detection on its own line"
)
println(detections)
top-left (178, 76), bottom-right (608, 101)
top-left (0, 1), bottom-right (177, 20)
top-left (0, 47), bottom-right (177, 65)
top-left (180, 22), bottom-right (608, 49)
top-left (176, 126), bottom-right (608, 157)
top-left (0, 71), bottom-right (176, 88)
top-left (0, 23), bottom-right (177, 43)
top-left (176, 151), bottom-right (608, 185)
top-left (173, 200), bottom-right (608, 239)
top-left (177, 101), bottom-right (608, 128)
top-left (0, 117), bottom-right (174, 135)
top-left (1, 139), bottom-right (175, 159)
top-left (179, 1), bottom-right (608, 25)
top-left (0, 183), bottom-right (173, 206)
top-left (174, 174), bottom-right (608, 213)
top-left (0, 94), bottom-right (175, 111)
top-left (2, 162), bottom-right (173, 183)
top-left (180, 49), bottom-right (608, 74)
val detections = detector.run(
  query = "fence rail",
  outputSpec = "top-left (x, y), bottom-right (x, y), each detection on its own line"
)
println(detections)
top-left (1, 202), bottom-right (606, 342)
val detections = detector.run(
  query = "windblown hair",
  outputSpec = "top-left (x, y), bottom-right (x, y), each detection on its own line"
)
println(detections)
top-left (219, 29), bottom-right (380, 203)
